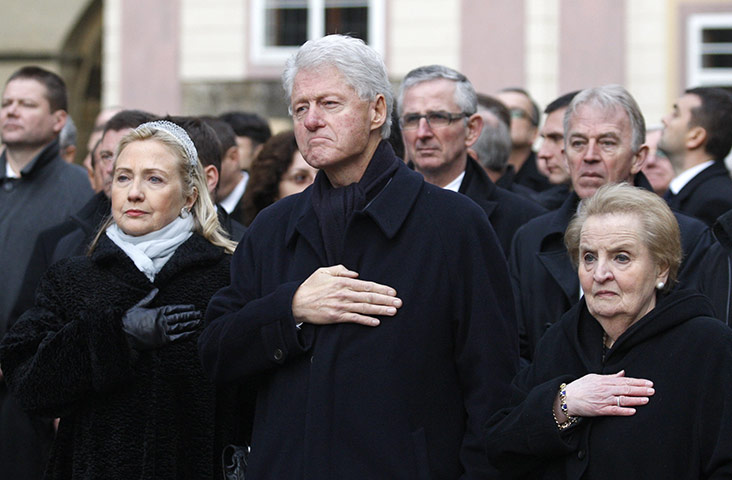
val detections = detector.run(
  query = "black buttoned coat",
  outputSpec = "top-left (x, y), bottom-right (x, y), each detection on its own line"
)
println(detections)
top-left (668, 160), bottom-right (732, 226)
top-left (459, 156), bottom-right (546, 256)
top-left (200, 154), bottom-right (519, 479)
top-left (698, 209), bottom-right (732, 325)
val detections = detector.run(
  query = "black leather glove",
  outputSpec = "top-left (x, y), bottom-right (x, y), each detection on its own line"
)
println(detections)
top-left (121, 288), bottom-right (202, 351)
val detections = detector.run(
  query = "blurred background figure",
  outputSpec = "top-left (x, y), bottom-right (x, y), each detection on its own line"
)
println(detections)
top-left (497, 87), bottom-right (552, 192)
top-left (473, 93), bottom-right (536, 200)
top-left (240, 130), bottom-right (316, 226)
top-left (219, 111), bottom-right (272, 172)
top-left (201, 116), bottom-right (248, 220)
top-left (0, 65), bottom-right (93, 480)
top-left (59, 115), bottom-right (77, 163)
top-left (658, 87), bottom-right (732, 225)
top-left (473, 105), bottom-right (513, 184)
top-left (642, 126), bottom-right (675, 197)
top-left (532, 91), bottom-right (578, 210)
top-left (82, 107), bottom-right (123, 189)
top-left (165, 115), bottom-right (246, 241)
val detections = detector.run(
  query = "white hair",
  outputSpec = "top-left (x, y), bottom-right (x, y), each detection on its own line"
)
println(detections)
top-left (282, 34), bottom-right (393, 139)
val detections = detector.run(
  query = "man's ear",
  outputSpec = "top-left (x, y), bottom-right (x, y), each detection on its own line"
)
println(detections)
top-left (686, 125), bottom-right (707, 151)
top-left (370, 94), bottom-right (387, 133)
top-left (629, 144), bottom-right (649, 175)
top-left (52, 110), bottom-right (67, 135)
top-left (61, 145), bottom-right (77, 163)
top-left (204, 164), bottom-right (219, 197)
top-left (465, 114), bottom-right (484, 148)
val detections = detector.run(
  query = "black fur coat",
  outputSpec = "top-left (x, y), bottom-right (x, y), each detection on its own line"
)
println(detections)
top-left (0, 234), bottom-right (243, 480)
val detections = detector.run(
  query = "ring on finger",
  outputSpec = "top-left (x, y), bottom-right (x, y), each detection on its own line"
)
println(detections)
top-left (617, 396), bottom-right (621, 407)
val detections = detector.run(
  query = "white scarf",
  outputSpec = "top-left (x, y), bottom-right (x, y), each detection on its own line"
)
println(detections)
top-left (106, 215), bottom-right (194, 282)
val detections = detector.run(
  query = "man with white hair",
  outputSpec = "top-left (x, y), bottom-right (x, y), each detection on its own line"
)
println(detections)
top-left (509, 85), bottom-right (712, 363)
top-left (199, 35), bottom-right (518, 479)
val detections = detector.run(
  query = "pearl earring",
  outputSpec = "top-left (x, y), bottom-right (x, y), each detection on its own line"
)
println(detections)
top-left (180, 207), bottom-right (190, 219)
top-left (656, 281), bottom-right (665, 290)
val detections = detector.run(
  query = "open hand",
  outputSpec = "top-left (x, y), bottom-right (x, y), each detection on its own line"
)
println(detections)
top-left (563, 370), bottom-right (655, 417)
top-left (292, 265), bottom-right (402, 327)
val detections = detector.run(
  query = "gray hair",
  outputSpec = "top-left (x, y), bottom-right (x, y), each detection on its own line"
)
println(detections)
top-left (397, 65), bottom-right (477, 118)
top-left (564, 85), bottom-right (646, 153)
top-left (281, 34), bottom-right (393, 139)
top-left (59, 115), bottom-right (77, 149)
top-left (473, 113), bottom-right (512, 171)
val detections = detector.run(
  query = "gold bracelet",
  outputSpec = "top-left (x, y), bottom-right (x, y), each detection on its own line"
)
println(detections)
top-left (553, 382), bottom-right (578, 430)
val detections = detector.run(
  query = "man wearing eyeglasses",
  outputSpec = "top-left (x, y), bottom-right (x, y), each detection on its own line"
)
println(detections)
top-left (497, 88), bottom-right (553, 193)
top-left (399, 65), bottom-right (546, 255)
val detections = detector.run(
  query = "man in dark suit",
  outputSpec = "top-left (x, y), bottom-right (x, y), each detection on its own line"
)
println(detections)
top-left (0, 65), bottom-right (93, 480)
top-left (199, 35), bottom-right (518, 479)
top-left (510, 85), bottom-right (712, 363)
top-left (658, 87), bottom-right (732, 226)
top-left (497, 87), bottom-right (553, 192)
top-left (399, 65), bottom-right (546, 256)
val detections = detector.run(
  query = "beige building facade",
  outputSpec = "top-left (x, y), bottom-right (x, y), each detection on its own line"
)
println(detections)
top-left (2, 0), bottom-right (732, 152)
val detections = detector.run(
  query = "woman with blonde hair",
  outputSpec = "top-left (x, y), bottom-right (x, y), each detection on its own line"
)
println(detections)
top-left (0, 121), bottom-right (242, 479)
top-left (486, 183), bottom-right (732, 479)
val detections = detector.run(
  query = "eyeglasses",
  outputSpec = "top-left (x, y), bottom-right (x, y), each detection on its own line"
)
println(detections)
top-left (399, 111), bottom-right (468, 130)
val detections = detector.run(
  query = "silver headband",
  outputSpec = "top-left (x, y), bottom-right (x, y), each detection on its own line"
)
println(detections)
top-left (135, 120), bottom-right (198, 167)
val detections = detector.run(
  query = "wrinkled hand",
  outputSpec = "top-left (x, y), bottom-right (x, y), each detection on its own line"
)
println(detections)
top-left (122, 289), bottom-right (202, 351)
top-left (292, 265), bottom-right (402, 327)
top-left (563, 370), bottom-right (654, 417)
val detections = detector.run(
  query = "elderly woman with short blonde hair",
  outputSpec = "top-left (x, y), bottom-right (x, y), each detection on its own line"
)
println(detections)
top-left (486, 183), bottom-right (732, 479)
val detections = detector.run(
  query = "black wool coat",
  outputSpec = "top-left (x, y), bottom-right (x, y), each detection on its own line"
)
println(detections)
top-left (459, 156), bottom-right (547, 256)
top-left (668, 160), bottom-right (732, 226)
top-left (11, 191), bottom-right (111, 331)
top-left (200, 153), bottom-right (519, 479)
top-left (698, 209), bottom-right (732, 325)
top-left (485, 290), bottom-right (732, 479)
top-left (0, 234), bottom-right (241, 480)
top-left (514, 151), bottom-right (554, 192)
top-left (508, 172), bottom-right (713, 363)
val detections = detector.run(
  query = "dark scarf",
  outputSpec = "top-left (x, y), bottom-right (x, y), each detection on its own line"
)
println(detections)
top-left (311, 140), bottom-right (400, 264)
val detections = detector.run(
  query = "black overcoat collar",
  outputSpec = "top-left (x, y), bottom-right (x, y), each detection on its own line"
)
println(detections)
top-left (285, 153), bottom-right (423, 259)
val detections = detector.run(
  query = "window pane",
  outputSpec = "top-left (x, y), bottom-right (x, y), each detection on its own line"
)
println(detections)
top-left (703, 28), bottom-right (732, 43)
top-left (326, 0), bottom-right (368, 6)
top-left (325, 6), bottom-right (369, 42)
top-left (702, 53), bottom-right (732, 68)
top-left (265, 0), bottom-right (308, 47)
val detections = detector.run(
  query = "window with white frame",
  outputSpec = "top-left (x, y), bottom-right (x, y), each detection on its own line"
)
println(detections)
top-left (687, 13), bottom-right (732, 88)
top-left (251, 0), bottom-right (384, 64)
